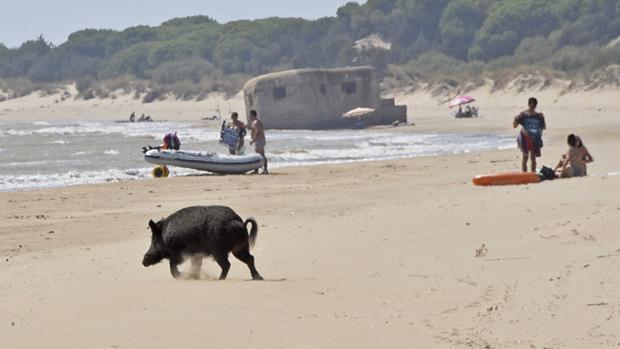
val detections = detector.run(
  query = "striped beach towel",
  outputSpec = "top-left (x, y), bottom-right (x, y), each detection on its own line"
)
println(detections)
top-left (220, 127), bottom-right (240, 148)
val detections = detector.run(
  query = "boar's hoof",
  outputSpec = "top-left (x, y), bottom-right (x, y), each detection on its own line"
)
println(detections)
top-left (170, 263), bottom-right (182, 279)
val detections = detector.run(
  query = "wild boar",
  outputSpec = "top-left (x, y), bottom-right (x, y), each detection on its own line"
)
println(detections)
top-left (142, 205), bottom-right (262, 280)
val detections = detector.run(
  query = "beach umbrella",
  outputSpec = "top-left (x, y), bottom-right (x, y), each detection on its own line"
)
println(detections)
top-left (448, 95), bottom-right (476, 108)
top-left (342, 107), bottom-right (375, 118)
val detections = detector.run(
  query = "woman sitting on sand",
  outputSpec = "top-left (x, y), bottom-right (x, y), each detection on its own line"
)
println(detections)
top-left (554, 134), bottom-right (593, 178)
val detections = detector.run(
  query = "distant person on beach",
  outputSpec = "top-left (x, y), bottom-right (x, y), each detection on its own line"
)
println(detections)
top-left (249, 110), bottom-right (268, 174)
top-left (513, 97), bottom-right (546, 172)
top-left (129, 112), bottom-right (135, 122)
top-left (228, 112), bottom-right (246, 155)
top-left (554, 134), bottom-right (593, 178)
top-left (139, 113), bottom-right (146, 122)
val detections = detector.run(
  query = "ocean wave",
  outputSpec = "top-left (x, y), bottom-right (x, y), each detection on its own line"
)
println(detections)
top-left (268, 133), bottom-right (514, 164)
top-left (5, 121), bottom-right (206, 141)
top-left (4, 129), bottom-right (32, 136)
top-left (0, 168), bottom-right (144, 192)
top-left (104, 150), bottom-right (119, 155)
top-left (0, 166), bottom-right (206, 192)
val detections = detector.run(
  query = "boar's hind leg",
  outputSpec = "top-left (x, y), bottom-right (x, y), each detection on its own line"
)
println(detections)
top-left (233, 249), bottom-right (263, 280)
top-left (214, 253), bottom-right (231, 280)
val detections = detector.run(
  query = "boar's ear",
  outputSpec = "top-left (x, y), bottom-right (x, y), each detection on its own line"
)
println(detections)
top-left (148, 219), bottom-right (162, 236)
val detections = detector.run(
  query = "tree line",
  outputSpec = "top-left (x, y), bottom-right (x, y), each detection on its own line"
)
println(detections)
top-left (1, 0), bottom-right (619, 98)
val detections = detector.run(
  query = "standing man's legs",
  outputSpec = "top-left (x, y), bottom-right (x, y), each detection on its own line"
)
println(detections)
top-left (257, 147), bottom-right (268, 174)
top-left (522, 152), bottom-right (528, 173)
top-left (530, 149), bottom-right (537, 173)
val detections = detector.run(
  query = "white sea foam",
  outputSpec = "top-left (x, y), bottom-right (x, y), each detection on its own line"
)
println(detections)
top-left (4, 129), bottom-right (32, 136)
top-left (0, 166), bottom-right (206, 192)
top-left (104, 150), bottom-right (119, 155)
top-left (32, 121), bottom-right (50, 126)
top-left (14, 122), bottom-right (210, 143)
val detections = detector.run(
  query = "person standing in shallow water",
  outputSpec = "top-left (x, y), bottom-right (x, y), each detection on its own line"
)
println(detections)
top-left (249, 110), bottom-right (268, 174)
top-left (513, 97), bottom-right (546, 172)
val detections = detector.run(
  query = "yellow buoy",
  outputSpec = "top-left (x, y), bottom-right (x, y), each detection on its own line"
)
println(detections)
top-left (152, 165), bottom-right (169, 178)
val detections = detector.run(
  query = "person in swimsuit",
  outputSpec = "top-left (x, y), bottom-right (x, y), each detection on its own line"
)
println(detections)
top-left (554, 134), bottom-right (593, 178)
top-left (228, 112), bottom-right (246, 155)
top-left (249, 110), bottom-right (268, 174)
top-left (513, 97), bottom-right (546, 172)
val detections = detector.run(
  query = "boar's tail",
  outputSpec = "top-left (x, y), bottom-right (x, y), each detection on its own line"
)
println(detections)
top-left (244, 217), bottom-right (258, 248)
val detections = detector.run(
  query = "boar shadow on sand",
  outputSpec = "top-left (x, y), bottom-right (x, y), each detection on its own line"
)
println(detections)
top-left (142, 205), bottom-right (262, 280)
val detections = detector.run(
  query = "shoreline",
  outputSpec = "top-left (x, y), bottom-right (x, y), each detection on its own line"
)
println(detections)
top-left (0, 143), bottom-right (514, 193)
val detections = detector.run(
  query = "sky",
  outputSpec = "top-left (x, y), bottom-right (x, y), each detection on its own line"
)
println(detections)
top-left (0, 0), bottom-right (362, 48)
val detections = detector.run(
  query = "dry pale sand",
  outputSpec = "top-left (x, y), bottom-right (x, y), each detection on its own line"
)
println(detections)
top-left (1, 86), bottom-right (620, 348)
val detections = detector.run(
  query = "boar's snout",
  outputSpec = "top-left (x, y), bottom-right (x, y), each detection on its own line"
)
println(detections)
top-left (142, 252), bottom-right (161, 267)
top-left (142, 254), bottom-right (152, 267)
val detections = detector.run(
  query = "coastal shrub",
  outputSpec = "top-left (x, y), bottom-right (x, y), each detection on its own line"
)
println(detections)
top-left (150, 58), bottom-right (215, 85)
top-left (105, 75), bottom-right (138, 94)
top-left (439, 0), bottom-right (485, 60)
top-left (469, 0), bottom-right (559, 61)
top-left (512, 36), bottom-right (556, 66)
top-left (587, 45), bottom-right (620, 71)
top-left (549, 45), bottom-right (591, 72)
top-left (142, 88), bottom-right (164, 103)
top-left (81, 89), bottom-right (95, 100)
top-left (169, 80), bottom-right (199, 100)
top-left (76, 76), bottom-right (95, 94)
top-left (0, 78), bottom-right (40, 97)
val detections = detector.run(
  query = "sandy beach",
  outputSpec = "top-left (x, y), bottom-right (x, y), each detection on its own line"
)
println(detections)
top-left (1, 85), bottom-right (620, 348)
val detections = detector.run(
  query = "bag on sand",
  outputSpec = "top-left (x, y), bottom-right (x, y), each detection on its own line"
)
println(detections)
top-left (538, 166), bottom-right (556, 181)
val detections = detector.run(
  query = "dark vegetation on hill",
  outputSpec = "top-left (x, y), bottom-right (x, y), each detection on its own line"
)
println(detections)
top-left (1, 0), bottom-right (619, 100)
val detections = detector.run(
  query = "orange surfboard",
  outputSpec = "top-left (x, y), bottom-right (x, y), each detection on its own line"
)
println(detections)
top-left (473, 172), bottom-right (541, 186)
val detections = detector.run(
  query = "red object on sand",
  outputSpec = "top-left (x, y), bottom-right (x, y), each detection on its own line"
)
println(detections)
top-left (473, 172), bottom-right (541, 186)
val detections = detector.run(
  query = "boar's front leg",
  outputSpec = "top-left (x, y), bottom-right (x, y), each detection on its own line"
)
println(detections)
top-left (169, 255), bottom-right (182, 279)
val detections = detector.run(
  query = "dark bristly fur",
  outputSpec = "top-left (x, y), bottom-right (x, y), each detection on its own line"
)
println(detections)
top-left (142, 206), bottom-right (262, 280)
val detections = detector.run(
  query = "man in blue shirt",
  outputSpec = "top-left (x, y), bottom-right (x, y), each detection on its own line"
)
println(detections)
top-left (513, 97), bottom-right (546, 172)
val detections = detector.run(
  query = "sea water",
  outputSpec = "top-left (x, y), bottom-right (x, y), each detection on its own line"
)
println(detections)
top-left (0, 121), bottom-right (514, 191)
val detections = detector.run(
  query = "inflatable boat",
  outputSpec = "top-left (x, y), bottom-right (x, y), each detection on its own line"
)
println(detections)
top-left (144, 149), bottom-right (264, 175)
